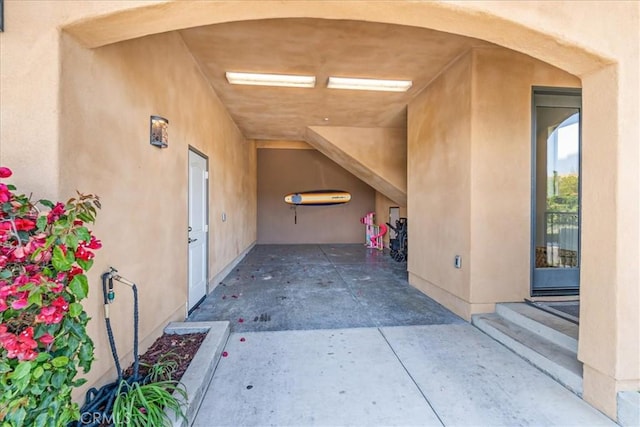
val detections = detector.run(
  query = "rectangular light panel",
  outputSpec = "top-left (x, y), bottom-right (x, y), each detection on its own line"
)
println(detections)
top-left (226, 72), bottom-right (316, 88)
top-left (327, 76), bottom-right (412, 92)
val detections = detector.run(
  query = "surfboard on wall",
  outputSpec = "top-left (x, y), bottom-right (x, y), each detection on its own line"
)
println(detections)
top-left (284, 190), bottom-right (352, 206)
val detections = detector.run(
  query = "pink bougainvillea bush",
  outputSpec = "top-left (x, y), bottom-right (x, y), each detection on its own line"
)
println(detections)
top-left (0, 167), bottom-right (101, 426)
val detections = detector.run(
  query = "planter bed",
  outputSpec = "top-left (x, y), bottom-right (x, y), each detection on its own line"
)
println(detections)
top-left (163, 321), bottom-right (230, 427)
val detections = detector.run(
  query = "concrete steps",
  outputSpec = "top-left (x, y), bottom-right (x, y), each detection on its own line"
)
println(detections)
top-left (472, 303), bottom-right (583, 396)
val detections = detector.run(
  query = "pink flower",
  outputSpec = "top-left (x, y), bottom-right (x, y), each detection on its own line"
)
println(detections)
top-left (0, 167), bottom-right (12, 178)
top-left (10, 246), bottom-right (25, 261)
top-left (36, 296), bottom-right (69, 324)
top-left (74, 246), bottom-right (94, 261)
top-left (38, 333), bottom-right (54, 345)
top-left (85, 236), bottom-right (102, 250)
top-left (52, 296), bottom-right (69, 311)
top-left (0, 184), bottom-right (10, 203)
top-left (11, 297), bottom-right (28, 310)
top-left (14, 218), bottom-right (36, 231)
top-left (222, 351), bottom-right (229, 357)
top-left (46, 202), bottom-right (65, 224)
top-left (0, 325), bottom-right (39, 361)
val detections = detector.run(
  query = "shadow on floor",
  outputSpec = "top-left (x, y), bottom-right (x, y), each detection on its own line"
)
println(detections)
top-left (188, 244), bottom-right (464, 331)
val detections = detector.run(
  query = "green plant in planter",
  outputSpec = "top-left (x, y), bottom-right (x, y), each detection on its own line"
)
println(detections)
top-left (141, 351), bottom-right (180, 383)
top-left (0, 167), bottom-right (101, 426)
top-left (112, 378), bottom-right (187, 426)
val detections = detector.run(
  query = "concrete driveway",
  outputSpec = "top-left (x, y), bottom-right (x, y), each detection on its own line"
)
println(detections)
top-left (189, 245), bottom-right (613, 426)
top-left (193, 324), bottom-right (612, 426)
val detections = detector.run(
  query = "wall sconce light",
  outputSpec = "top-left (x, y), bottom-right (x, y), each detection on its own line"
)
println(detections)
top-left (150, 116), bottom-right (168, 148)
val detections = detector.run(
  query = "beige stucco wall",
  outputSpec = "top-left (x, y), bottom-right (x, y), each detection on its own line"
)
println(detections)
top-left (306, 126), bottom-right (407, 205)
top-left (408, 52), bottom-right (473, 315)
top-left (257, 148), bottom-right (374, 244)
top-left (1, 0), bottom-right (638, 419)
top-left (1, 7), bottom-right (257, 396)
top-left (59, 30), bottom-right (256, 394)
top-left (409, 48), bottom-right (580, 317)
top-left (469, 48), bottom-right (581, 304)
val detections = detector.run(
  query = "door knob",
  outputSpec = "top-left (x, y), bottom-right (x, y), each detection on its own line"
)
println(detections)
top-left (188, 237), bottom-right (198, 243)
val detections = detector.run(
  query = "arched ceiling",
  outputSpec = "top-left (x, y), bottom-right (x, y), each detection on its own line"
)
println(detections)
top-left (179, 18), bottom-right (492, 140)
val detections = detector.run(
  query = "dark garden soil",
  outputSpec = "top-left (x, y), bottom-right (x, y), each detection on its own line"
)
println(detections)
top-left (123, 332), bottom-right (207, 382)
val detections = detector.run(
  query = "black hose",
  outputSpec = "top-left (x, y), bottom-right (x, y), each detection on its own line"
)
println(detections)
top-left (102, 273), bottom-right (122, 380)
top-left (132, 283), bottom-right (139, 380)
top-left (72, 271), bottom-right (140, 426)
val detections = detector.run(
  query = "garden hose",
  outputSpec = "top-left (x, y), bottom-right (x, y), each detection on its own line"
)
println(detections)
top-left (72, 268), bottom-right (140, 427)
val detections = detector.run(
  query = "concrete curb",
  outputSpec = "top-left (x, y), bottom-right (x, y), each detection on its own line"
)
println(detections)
top-left (163, 321), bottom-right (230, 427)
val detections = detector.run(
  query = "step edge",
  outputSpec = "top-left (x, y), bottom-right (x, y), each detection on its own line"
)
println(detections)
top-left (496, 303), bottom-right (578, 352)
top-left (472, 315), bottom-right (583, 396)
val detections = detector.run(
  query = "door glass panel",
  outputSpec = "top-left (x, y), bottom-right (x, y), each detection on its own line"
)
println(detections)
top-left (534, 107), bottom-right (580, 270)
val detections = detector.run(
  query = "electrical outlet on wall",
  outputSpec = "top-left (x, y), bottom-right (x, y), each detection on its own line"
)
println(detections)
top-left (454, 255), bottom-right (462, 269)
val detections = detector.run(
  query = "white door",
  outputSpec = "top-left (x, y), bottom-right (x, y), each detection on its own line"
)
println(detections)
top-left (188, 149), bottom-right (208, 310)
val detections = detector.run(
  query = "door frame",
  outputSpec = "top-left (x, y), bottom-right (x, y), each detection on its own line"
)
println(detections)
top-left (188, 146), bottom-right (209, 312)
top-left (530, 87), bottom-right (582, 296)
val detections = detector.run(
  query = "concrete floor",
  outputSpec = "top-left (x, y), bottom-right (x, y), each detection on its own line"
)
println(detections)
top-left (189, 244), bottom-right (613, 426)
top-left (188, 244), bottom-right (464, 331)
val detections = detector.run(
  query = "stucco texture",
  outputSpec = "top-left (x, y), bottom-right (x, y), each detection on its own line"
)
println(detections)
top-left (408, 51), bottom-right (473, 311)
top-left (59, 30), bottom-right (256, 394)
top-left (408, 48), bottom-right (580, 317)
top-left (1, 0), bottom-right (638, 419)
top-left (257, 148), bottom-right (374, 244)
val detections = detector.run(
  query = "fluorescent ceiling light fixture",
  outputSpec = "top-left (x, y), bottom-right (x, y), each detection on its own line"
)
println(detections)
top-left (327, 76), bottom-right (412, 92)
top-left (226, 72), bottom-right (316, 88)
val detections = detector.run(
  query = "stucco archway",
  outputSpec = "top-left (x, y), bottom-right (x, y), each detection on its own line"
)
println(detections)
top-left (58, 1), bottom-right (637, 419)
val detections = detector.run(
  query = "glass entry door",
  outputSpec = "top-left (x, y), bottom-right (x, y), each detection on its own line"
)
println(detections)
top-left (532, 89), bottom-right (581, 295)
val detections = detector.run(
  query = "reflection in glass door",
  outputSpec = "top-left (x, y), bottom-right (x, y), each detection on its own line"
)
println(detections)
top-left (532, 89), bottom-right (581, 295)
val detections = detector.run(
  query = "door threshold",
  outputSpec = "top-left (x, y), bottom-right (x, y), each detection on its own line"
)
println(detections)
top-left (525, 299), bottom-right (580, 324)
top-left (526, 295), bottom-right (579, 303)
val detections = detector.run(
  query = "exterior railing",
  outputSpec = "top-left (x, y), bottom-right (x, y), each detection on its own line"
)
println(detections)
top-left (540, 211), bottom-right (579, 267)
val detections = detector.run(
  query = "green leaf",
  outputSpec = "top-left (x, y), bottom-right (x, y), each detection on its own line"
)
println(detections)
top-left (0, 361), bottom-right (11, 373)
top-left (10, 407), bottom-right (27, 426)
top-left (51, 356), bottom-right (69, 368)
top-left (0, 269), bottom-right (11, 279)
top-left (34, 412), bottom-right (49, 427)
top-left (10, 361), bottom-right (32, 380)
top-left (65, 248), bottom-right (76, 264)
top-left (36, 215), bottom-right (48, 232)
top-left (39, 199), bottom-right (55, 209)
top-left (75, 226), bottom-right (91, 243)
top-left (65, 233), bottom-right (79, 251)
top-left (17, 230), bottom-right (29, 242)
top-left (69, 275), bottom-right (88, 299)
top-left (28, 288), bottom-right (43, 307)
top-left (68, 302), bottom-right (83, 317)
top-left (77, 212), bottom-right (92, 223)
top-left (72, 378), bottom-right (88, 388)
top-left (35, 352), bottom-right (50, 363)
top-left (44, 234), bottom-right (57, 249)
top-left (51, 370), bottom-right (66, 388)
top-left (33, 366), bottom-right (45, 379)
top-left (77, 258), bottom-right (93, 271)
top-left (52, 246), bottom-right (72, 272)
